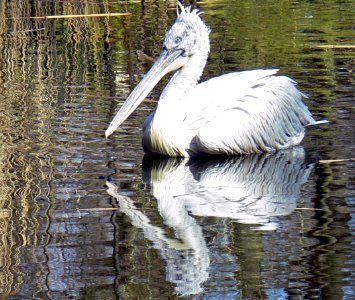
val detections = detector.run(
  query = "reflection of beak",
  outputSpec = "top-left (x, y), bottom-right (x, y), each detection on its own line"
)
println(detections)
top-left (105, 48), bottom-right (188, 138)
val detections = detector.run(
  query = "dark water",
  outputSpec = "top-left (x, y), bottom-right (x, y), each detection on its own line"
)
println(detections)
top-left (0, 0), bottom-right (354, 299)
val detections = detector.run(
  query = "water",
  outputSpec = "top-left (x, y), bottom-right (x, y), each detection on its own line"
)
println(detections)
top-left (0, 0), bottom-right (354, 299)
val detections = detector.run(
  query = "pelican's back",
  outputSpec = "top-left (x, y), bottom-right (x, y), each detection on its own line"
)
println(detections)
top-left (188, 69), bottom-right (319, 155)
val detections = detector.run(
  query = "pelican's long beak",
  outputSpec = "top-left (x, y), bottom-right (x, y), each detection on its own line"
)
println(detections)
top-left (105, 48), bottom-right (188, 138)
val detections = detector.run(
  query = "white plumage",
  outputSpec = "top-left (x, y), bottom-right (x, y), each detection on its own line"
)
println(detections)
top-left (106, 5), bottom-right (325, 157)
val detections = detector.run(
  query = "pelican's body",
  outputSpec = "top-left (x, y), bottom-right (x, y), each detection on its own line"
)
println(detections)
top-left (106, 5), bottom-right (325, 157)
top-left (142, 69), bottom-right (313, 156)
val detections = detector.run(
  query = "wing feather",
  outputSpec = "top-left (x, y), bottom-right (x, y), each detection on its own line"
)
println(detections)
top-left (184, 70), bottom-right (317, 155)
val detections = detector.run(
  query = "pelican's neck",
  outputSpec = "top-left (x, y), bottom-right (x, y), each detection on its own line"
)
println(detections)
top-left (145, 52), bottom-right (208, 156)
top-left (158, 52), bottom-right (208, 108)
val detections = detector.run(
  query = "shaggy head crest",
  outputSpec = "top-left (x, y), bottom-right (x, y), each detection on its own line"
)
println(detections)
top-left (176, 3), bottom-right (209, 33)
top-left (163, 2), bottom-right (210, 55)
top-left (177, 2), bottom-right (202, 17)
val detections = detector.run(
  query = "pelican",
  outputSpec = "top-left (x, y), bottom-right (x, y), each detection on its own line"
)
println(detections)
top-left (106, 4), bottom-right (326, 157)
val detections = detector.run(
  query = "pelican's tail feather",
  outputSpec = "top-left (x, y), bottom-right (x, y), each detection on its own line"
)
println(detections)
top-left (306, 119), bottom-right (329, 127)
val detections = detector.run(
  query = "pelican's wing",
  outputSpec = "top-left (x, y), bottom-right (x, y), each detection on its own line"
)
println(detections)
top-left (186, 69), bottom-right (318, 155)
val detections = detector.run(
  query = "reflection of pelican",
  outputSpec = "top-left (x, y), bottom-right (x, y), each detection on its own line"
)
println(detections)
top-left (107, 148), bottom-right (312, 295)
top-left (143, 147), bottom-right (312, 229)
top-left (106, 182), bottom-right (209, 296)
top-left (106, 5), bottom-right (326, 157)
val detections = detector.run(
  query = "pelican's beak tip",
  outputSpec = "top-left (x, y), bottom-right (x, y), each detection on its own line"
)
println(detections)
top-left (105, 128), bottom-right (112, 139)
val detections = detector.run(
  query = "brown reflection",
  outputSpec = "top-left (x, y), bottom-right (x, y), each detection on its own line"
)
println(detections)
top-left (123, 2), bottom-right (173, 87)
top-left (232, 226), bottom-right (264, 299)
top-left (309, 162), bottom-right (354, 299)
top-left (0, 1), bottom-right (51, 296)
top-left (0, 0), bottom-right (125, 298)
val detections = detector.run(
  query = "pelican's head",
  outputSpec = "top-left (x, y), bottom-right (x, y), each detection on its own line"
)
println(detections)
top-left (105, 5), bottom-right (210, 138)
top-left (164, 5), bottom-right (211, 60)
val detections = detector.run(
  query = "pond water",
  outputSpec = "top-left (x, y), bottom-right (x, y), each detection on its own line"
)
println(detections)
top-left (0, 0), bottom-right (354, 299)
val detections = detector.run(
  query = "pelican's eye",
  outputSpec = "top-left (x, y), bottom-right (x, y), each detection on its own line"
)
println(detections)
top-left (175, 36), bottom-right (182, 45)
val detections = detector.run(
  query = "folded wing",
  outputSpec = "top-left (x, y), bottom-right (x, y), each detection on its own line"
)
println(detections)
top-left (185, 69), bottom-right (318, 155)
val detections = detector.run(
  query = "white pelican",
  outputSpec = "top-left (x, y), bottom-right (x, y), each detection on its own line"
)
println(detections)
top-left (106, 4), bottom-right (326, 157)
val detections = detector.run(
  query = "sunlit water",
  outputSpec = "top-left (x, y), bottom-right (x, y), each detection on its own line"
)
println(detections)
top-left (0, 0), bottom-right (354, 299)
